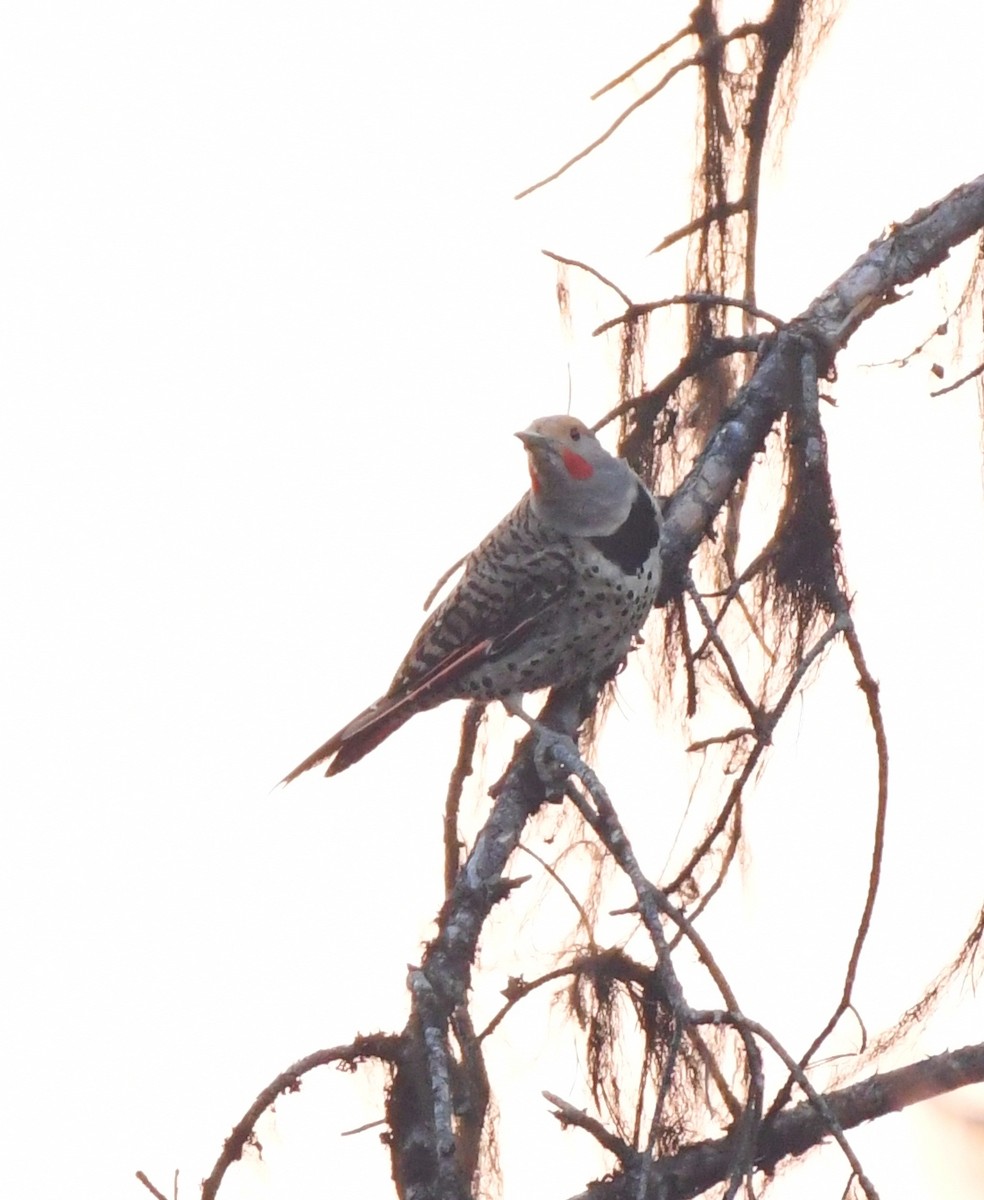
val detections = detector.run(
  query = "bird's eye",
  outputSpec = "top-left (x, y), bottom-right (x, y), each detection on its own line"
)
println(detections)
top-left (570, 426), bottom-right (581, 441)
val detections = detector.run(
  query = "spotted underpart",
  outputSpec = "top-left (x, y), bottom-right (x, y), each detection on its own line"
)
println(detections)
top-left (388, 483), bottom-right (661, 704)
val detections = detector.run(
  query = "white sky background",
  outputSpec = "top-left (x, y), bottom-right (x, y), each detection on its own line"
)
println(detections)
top-left (2, 2), bottom-right (984, 1199)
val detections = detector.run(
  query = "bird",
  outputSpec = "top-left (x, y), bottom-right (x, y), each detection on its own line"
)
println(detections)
top-left (283, 415), bottom-right (662, 782)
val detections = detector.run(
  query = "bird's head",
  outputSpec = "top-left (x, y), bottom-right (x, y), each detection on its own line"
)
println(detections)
top-left (516, 415), bottom-right (637, 536)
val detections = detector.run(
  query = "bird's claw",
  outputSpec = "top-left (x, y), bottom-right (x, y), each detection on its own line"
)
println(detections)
top-left (531, 725), bottom-right (580, 791)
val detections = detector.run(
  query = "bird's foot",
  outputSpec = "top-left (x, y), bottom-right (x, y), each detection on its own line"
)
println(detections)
top-left (500, 695), bottom-right (582, 795)
top-left (500, 693), bottom-right (537, 729)
top-left (530, 724), bottom-right (581, 792)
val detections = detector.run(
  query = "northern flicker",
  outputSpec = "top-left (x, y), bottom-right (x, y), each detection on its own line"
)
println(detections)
top-left (283, 416), bottom-right (662, 782)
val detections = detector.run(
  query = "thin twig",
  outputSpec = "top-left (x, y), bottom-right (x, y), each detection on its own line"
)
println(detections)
top-left (768, 607), bottom-right (888, 1117)
top-left (635, 885), bottom-right (764, 1198)
top-left (684, 575), bottom-right (764, 725)
top-left (765, 613), bottom-right (849, 734)
top-left (930, 359), bottom-right (984, 396)
top-left (593, 336), bottom-right (760, 437)
top-left (518, 842), bottom-right (599, 950)
top-left (667, 593), bottom-right (698, 719)
top-left (543, 1091), bottom-right (634, 1162)
top-left (651, 198), bottom-right (750, 255)
top-left (542, 248), bottom-right (633, 307)
top-left (862, 319), bottom-right (949, 369)
top-left (687, 727), bottom-right (755, 752)
top-left (637, 1023), bottom-right (683, 1199)
top-left (515, 58), bottom-right (694, 200)
top-left (444, 703), bottom-right (485, 896)
top-left (516, 24), bottom-right (764, 200)
top-left (667, 796), bottom-right (743, 943)
top-left (423, 553), bottom-right (467, 611)
top-left (341, 1118), bottom-right (387, 1137)
top-left (663, 759), bottom-right (750, 900)
top-left (594, 292), bottom-right (785, 337)
top-left (201, 1037), bottom-right (400, 1200)
top-left (479, 962), bottom-right (581, 1041)
top-left (692, 545), bottom-right (776, 659)
top-left (135, 1173), bottom-right (169, 1200)
top-left (667, 612), bottom-right (848, 902)
top-left (591, 25), bottom-right (694, 99)
top-left (689, 1028), bottom-right (744, 1121)
top-left (723, 1014), bottom-right (880, 1200)
top-left (545, 740), bottom-right (765, 1197)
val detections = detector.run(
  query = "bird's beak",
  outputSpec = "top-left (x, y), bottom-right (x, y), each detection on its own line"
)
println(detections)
top-left (515, 429), bottom-right (551, 453)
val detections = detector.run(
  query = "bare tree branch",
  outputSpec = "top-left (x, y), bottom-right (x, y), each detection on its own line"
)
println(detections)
top-left (201, 1036), bottom-right (399, 1200)
top-left (567, 1042), bottom-right (984, 1200)
top-left (657, 172), bottom-right (984, 596)
top-left (206, 163), bottom-right (984, 1200)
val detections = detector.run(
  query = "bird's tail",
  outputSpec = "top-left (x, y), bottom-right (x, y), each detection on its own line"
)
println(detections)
top-left (282, 633), bottom-right (498, 784)
top-left (280, 694), bottom-right (414, 784)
